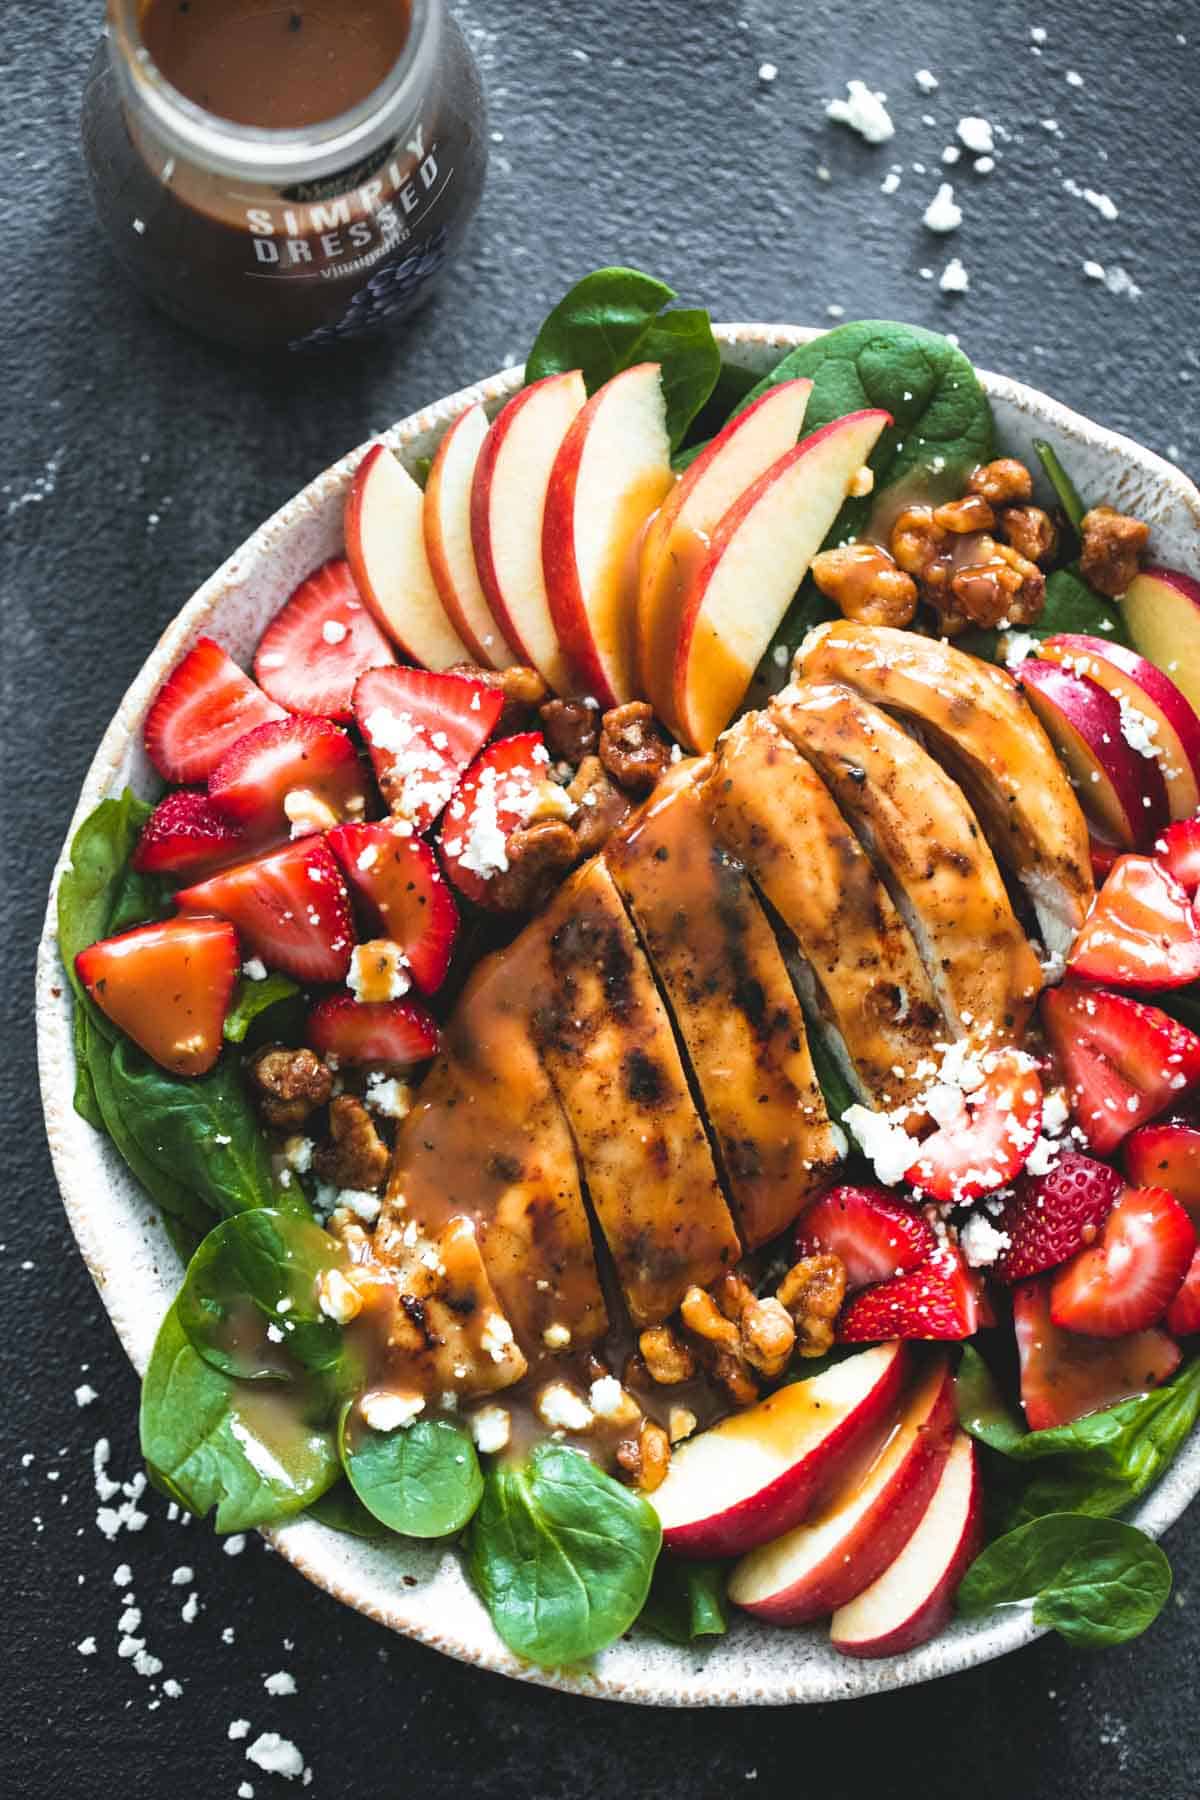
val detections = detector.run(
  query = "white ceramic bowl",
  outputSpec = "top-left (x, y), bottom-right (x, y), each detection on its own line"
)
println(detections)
top-left (36, 325), bottom-right (1200, 1706)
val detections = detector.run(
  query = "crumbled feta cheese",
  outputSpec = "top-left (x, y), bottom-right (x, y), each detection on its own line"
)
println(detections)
top-left (542, 1322), bottom-right (572, 1350)
top-left (1117, 697), bottom-right (1161, 759)
top-left (347, 939), bottom-right (411, 1002)
top-left (959, 1213), bottom-right (1011, 1268)
top-left (364, 1072), bottom-right (412, 1119)
top-left (223, 1535), bottom-right (247, 1557)
top-left (245, 1734), bottom-right (305, 1781)
top-left (527, 779), bottom-right (577, 823)
top-left (957, 115), bottom-right (994, 154)
top-left (880, 169), bottom-right (901, 194)
top-left (282, 1136), bottom-right (314, 1174)
top-left (229, 1721), bottom-right (252, 1741)
top-left (757, 60), bottom-right (777, 83)
top-left (74, 1383), bottom-right (98, 1408)
top-left (939, 257), bottom-right (970, 293)
top-left (77, 1636), bottom-right (97, 1655)
top-left (361, 1390), bottom-right (425, 1431)
top-left (242, 957), bottom-right (268, 981)
top-left (264, 1671), bottom-right (297, 1696)
top-left (914, 68), bottom-right (939, 92)
top-left (317, 1268), bottom-right (363, 1325)
top-left (825, 80), bottom-right (895, 144)
top-left (941, 144), bottom-right (961, 164)
top-left (470, 1405), bottom-right (512, 1454)
top-left (283, 788), bottom-right (341, 838)
top-left (321, 619), bottom-right (348, 645)
top-left (536, 1382), bottom-right (594, 1433)
top-left (923, 182), bottom-right (962, 233)
top-left (163, 1679), bottom-right (183, 1699)
top-left (480, 1312), bottom-right (516, 1364)
top-left (588, 1377), bottom-right (640, 1426)
top-left (843, 1103), bottom-right (918, 1186)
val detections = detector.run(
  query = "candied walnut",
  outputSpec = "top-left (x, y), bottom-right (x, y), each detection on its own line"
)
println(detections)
top-left (679, 1284), bottom-right (740, 1354)
top-left (945, 537), bottom-right (1045, 631)
top-left (616, 1419), bottom-right (671, 1493)
top-left (998, 504), bottom-right (1057, 565)
top-left (566, 755), bottom-right (632, 857)
top-left (638, 1323), bottom-right (697, 1385)
top-left (488, 818), bottom-right (580, 912)
top-left (967, 458), bottom-right (1033, 506)
top-left (313, 1095), bottom-right (390, 1192)
top-left (248, 1045), bottom-right (332, 1129)
top-left (710, 1350), bottom-right (759, 1407)
top-left (810, 544), bottom-right (918, 630)
top-left (739, 1296), bottom-right (796, 1377)
top-left (445, 662), bottom-right (549, 734)
top-left (598, 701), bottom-right (674, 793)
top-left (713, 1271), bottom-right (755, 1322)
top-left (1079, 504), bottom-right (1150, 598)
top-left (890, 505), bottom-right (948, 581)
top-left (933, 494), bottom-right (995, 534)
top-left (539, 696), bottom-right (600, 763)
top-left (777, 1254), bottom-right (848, 1358)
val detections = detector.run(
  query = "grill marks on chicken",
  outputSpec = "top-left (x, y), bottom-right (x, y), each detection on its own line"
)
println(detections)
top-left (771, 681), bottom-right (1043, 1044)
top-left (706, 713), bottom-right (941, 1109)
top-left (606, 762), bottom-right (839, 1247)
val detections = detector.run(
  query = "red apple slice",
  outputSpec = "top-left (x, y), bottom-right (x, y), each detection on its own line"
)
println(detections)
top-left (1124, 566), bottom-right (1200, 718)
top-left (470, 371), bottom-right (587, 693)
top-left (542, 362), bottom-right (674, 708)
top-left (423, 404), bottom-right (516, 669)
top-left (649, 1341), bottom-right (906, 1559)
top-left (829, 1430), bottom-right (982, 1659)
top-left (1019, 659), bottom-right (1169, 847)
top-left (345, 444), bottom-right (468, 670)
top-left (637, 378), bottom-right (814, 730)
top-left (672, 409), bottom-right (890, 752)
top-left (729, 1356), bottom-right (955, 1625)
top-left (1039, 634), bottom-right (1200, 821)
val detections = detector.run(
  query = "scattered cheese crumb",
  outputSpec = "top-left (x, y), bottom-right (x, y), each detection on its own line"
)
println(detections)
top-left (536, 1381), bottom-right (594, 1433)
top-left (825, 80), bottom-right (895, 144)
top-left (360, 1390), bottom-right (425, 1431)
top-left (956, 115), bottom-right (994, 154)
top-left (242, 957), bottom-right (268, 981)
top-left (470, 1405), bottom-right (512, 1454)
top-left (246, 1734), bottom-right (305, 1781)
top-left (959, 1213), bottom-right (1011, 1268)
top-left (318, 1268), bottom-right (363, 1325)
top-left (757, 61), bottom-right (777, 83)
top-left (74, 1383), bottom-right (98, 1408)
top-left (264, 1671), bottom-right (297, 1697)
top-left (588, 1377), bottom-right (640, 1426)
top-left (224, 1535), bottom-right (247, 1557)
top-left (321, 619), bottom-right (348, 645)
top-left (923, 183), bottom-right (962, 232)
top-left (914, 68), bottom-right (938, 92)
top-left (542, 1322), bottom-right (572, 1350)
top-left (77, 1637), bottom-right (97, 1656)
top-left (229, 1719), bottom-right (252, 1741)
top-left (940, 257), bottom-right (970, 293)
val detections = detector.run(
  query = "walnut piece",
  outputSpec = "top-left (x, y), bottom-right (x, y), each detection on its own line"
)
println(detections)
top-left (739, 1296), bottom-right (796, 1377)
top-left (933, 494), bottom-right (995, 534)
top-left (890, 505), bottom-right (948, 581)
top-left (810, 544), bottom-right (918, 629)
top-left (539, 697), bottom-right (600, 763)
top-left (598, 701), bottom-right (674, 792)
top-left (248, 1046), bottom-right (332, 1129)
top-left (1079, 504), bottom-right (1151, 598)
top-left (566, 755), bottom-right (633, 857)
top-left (313, 1095), bottom-right (390, 1192)
top-left (616, 1419), bottom-right (671, 1492)
top-left (445, 663), bottom-right (549, 734)
top-left (943, 537), bottom-right (1045, 631)
top-left (638, 1323), bottom-right (697, 1385)
top-left (998, 504), bottom-right (1057, 565)
top-left (488, 818), bottom-right (580, 912)
top-left (679, 1284), bottom-right (740, 1354)
top-left (967, 458), bottom-right (1033, 506)
top-left (777, 1254), bottom-right (848, 1358)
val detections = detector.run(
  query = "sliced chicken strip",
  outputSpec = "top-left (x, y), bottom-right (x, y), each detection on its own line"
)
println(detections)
top-left (385, 922), bottom-right (608, 1357)
top-left (771, 681), bottom-right (1043, 1045)
top-left (797, 622), bottom-right (1093, 956)
top-left (606, 760), bottom-right (840, 1247)
top-left (706, 713), bottom-right (941, 1108)
top-left (532, 857), bottom-right (741, 1325)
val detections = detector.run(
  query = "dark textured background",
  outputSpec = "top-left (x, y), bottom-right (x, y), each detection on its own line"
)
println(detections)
top-left (5, 1), bottom-right (1199, 1794)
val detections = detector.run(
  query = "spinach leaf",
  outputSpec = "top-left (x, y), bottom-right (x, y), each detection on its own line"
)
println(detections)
top-left (306, 1479), bottom-right (392, 1540)
top-left (57, 789), bottom-right (154, 1000)
top-left (1033, 438), bottom-right (1087, 533)
top-left (525, 266), bottom-right (720, 450)
top-left (804, 1019), bottom-right (859, 1129)
top-left (675, 357), bottom-right (762, 464)
top-left (637, 1556), bottom-right (728, 1645)
top-left (139, 1301), bottom-right (339, 1532)
top-left (72, 1002), bottom-right (104, 1130)
top-left (339, 1405), bottom-right (483, 1538)
top-left (178, 1209), bottom-right (347, 1383)
top-left (957, 1512), bottom-right (1171, 1648)
top-left (465, 1441), bottom-right (662, 1666)
top-left (223, 972), bottom-right (302, 1045)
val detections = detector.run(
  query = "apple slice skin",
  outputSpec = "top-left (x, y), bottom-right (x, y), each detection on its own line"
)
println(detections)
top-left (345, 444), bottom-right (469, 671)
top-left (729, 1358), bottom-right (955, 1626)
top-left (1123, 566), bottom-right (1200, 719)
top-left (830, 1431), bottom-right (982, 1659)
top-left (1019, 659), bottom-right (1169, 846)
top-left (423, 405), bottom-right (517, 669)
top-left (652, 1342), bottom-right (907, 1560)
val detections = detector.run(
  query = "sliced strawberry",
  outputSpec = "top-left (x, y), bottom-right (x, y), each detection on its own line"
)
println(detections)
top-left (326, 820), bottom-right (458, 995)
top-left (1155, 817), bottom-right (1200, 894)
top-left (1125, 1116), bottom-right (1200, 1219)
top-left (306, 993), bottom-right (439, 1067)
top-left (1067, 854), bottom-right (1200, 990)
top-left (75, 916), bottom-right (238, 1077)
top-left (177, 838), bottom-right (355, 982)
top-left (1041, 981), bottom-right (1200, 1155)
top-left (836, 1245), bottom-right (985, 1341)
top-left (354, 666), bottom-right (504, 834)
top-left (794, 1185), bottom-right (935, 1292)
top-left (904, 1051), bottom-right (1043, 1204)
top-left (994, 1151), bottom-right (1124, 1283)
top-left (1049, 1184), bottom-right (1196, 1337)
top-left (1166, 1247), bottom-right (1200, 1336)
top-left (207, 715), bottom-right (369, 838)
top-left (144, 638), bottom-right (285, 783)
top-left (131, 790), bottom-right (250, 880)
top-left (1013, 1277), bottom-right (1180, 1429)
top-left (253, 558), bottom-right (395, 722)
top-left (437, 731), bottom-right (552, 907)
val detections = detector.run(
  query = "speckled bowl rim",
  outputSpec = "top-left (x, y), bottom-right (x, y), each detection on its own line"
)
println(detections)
top-left (36, 323), bottom-right (1200, 1706)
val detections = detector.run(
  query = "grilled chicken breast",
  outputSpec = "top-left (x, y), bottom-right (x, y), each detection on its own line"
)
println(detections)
top-left (772, 681), bottom-right (1043, 1044)
top-left (706, 712), bottom-right (941, 1107)
top-left (798, 622), bottom-right (1093, 955)
top-left (607, 761), bottom-right (839, 1246)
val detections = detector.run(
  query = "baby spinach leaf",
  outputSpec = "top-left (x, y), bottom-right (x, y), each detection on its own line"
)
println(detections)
top-left (466, 1441), bottom-right (662, 1666)
top-left (57, 789), bottom-right (154, 1000)
top-left (140, 1301), bottom-right (339, 1532)
top-left (805, 1021), bottom-right (859, 1129)
top-left (1033, 438), bottom-right (1087, 533)
top-left (178, 1209), bottom-right (347, 1383)
top-left (1035, 567), bottom-right (1130, 645)
top-left (72, 1003), bottom-right (104, 1130)
top-left (525, 266), bottom-right (720, 450)
top-left (307, 1479), bottom-right (393, 1540)
top-left (223, 972), bottom-right (302, 1045)
top-left (957, 1512), bottom-right (1171, 1648)
top-left (339, 1405), bottom-right (483, 1538)
top-left (637, 1556), bottom-right (728, 1645)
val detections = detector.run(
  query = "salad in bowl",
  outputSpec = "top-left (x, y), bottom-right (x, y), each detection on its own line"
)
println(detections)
top-left (42, 268), bottom-right (1200, 1696)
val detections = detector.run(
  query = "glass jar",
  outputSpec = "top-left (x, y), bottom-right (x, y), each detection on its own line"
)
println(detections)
top-left (81, 0), bottom-right (487, 351)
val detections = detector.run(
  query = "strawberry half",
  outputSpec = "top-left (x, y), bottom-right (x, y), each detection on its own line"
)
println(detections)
top-left (327, 820), bottom-right (458, 995)
top-left (1013, 1277), bottom-right (1180, 1430)
top-left (144, 638), bottom-right (285, 783)
top-left (1049, 1184), bottom-right (1196, 1337)
top-left (75, 916), bottom-right (238, 1077)
top-left (1067, 854), bottom-right (1200, 990)
top-left (1167, 1247), bottom-right (1200, 1336)
top-left (306, 993), bottom-right (439, 1067)
top-left (794, 1184), bottom-right (935, 1292)
top-left (177, 838), bottom-right (355, 982)
top-left (253, 558), bottom-right (395, 722)
top-left (354, 666), bottom-right (504, 834)
top-left (904, 1051), bottom-right (1043, 1204)
top-left (438, 731), bottom-right (552, 907)
top-left (1125, 1116), bottom-right (1200, 1218)
top-left (1041, 981), bottom-right (1200, 1156)
top-left (836, 1245), bottom-right (985, 1341)
top-left (207, 715), bottom-right (370, 839)
top-left (131, 790), bottom-right (250, 880)
top-left (1155, 817), bottom-right (1200, 894)
top-left (994, 1151), bottom-right (1124, 1283)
